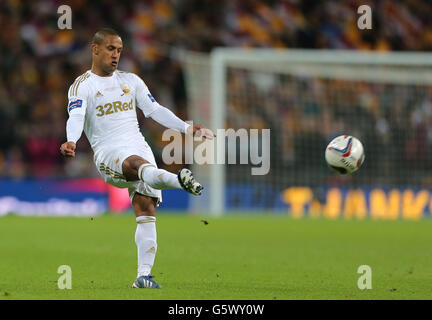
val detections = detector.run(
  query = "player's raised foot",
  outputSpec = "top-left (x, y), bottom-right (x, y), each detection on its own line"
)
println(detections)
top-left (177, 168), bottom-right (203, 196)
top-left (132, 275), bottom-right (161, 289)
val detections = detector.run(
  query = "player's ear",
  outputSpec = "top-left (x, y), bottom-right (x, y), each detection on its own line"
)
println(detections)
top-left (92, 44), bottom-right (99, 55)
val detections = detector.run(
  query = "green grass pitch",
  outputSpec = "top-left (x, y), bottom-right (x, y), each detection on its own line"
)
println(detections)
top-left (1, 213), bottom-right (432, 300)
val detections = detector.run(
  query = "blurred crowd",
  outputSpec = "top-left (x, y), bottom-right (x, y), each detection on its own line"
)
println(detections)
top-left (0, 0), bottom-right (432, 185)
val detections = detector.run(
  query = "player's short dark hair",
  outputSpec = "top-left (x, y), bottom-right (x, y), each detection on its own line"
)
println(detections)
top-left (92, 28), bottom-right (121, 45)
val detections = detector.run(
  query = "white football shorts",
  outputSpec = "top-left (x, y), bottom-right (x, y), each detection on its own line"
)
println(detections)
top-left (94, 139), bottom-right (162, 205)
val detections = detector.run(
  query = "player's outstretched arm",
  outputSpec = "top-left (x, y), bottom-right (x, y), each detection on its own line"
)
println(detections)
top-left (147, 105), bottom-right (215, 139)
top-left (134, 74), bottom-right (215, 139)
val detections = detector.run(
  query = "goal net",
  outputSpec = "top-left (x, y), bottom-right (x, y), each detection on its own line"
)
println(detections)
top-left (180, 49), bottom-right (432, 218)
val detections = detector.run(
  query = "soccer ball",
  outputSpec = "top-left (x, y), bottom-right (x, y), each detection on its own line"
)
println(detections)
top-left (325, 135), bottom-right (365, 174)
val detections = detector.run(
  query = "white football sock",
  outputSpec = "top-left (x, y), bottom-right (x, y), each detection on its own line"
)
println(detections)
top-left (135, 216), bottom-right (157, 277)
top-left (138, 163), bottom-right (182, 189)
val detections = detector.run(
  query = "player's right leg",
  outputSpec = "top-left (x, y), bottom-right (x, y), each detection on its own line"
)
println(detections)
top-left (122, 155), bottom-right (203, 195)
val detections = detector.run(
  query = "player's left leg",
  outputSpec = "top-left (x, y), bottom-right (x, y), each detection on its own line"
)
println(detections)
top-left (131, 192), bottom-right (162, 289)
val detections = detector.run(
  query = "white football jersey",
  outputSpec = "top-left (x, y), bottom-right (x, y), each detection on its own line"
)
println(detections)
top-left (67, 70), bottom-right (160, 153)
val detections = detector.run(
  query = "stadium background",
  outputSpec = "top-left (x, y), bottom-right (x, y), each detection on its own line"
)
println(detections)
top-left (1, 0), bottom-right (432, 218)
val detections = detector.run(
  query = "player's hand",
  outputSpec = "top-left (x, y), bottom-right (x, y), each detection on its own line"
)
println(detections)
top-left (60, 141), bottom-right (76, 157)
top-left (187, 124), bottom-right (216, 140)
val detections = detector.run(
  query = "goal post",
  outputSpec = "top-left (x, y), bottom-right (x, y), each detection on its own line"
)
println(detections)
top-left (209, 50), bottom-right (227, 216)
top-left (180, 48), bottom-right (432, 217)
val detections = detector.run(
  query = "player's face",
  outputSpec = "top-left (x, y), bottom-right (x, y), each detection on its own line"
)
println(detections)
top-left (94, 35), bottom-right (123, 75)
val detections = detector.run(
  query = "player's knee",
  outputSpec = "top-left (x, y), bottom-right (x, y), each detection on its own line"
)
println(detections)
top-left (123, 155), bottom-right (144, 171)
top-left (122, 155), bottom-right (150, 181)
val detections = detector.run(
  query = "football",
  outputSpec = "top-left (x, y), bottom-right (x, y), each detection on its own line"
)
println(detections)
top-left (325, 135), bottom-right (365, 174)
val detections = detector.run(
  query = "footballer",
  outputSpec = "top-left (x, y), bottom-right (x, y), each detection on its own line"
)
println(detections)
top-left (60, 28), bottom-right (214, 289)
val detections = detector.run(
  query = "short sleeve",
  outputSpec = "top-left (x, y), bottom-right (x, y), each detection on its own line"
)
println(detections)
top-left (67, 74), bottom-right (89, 116)
top-left (133, 74), bottom-right (160, 117)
